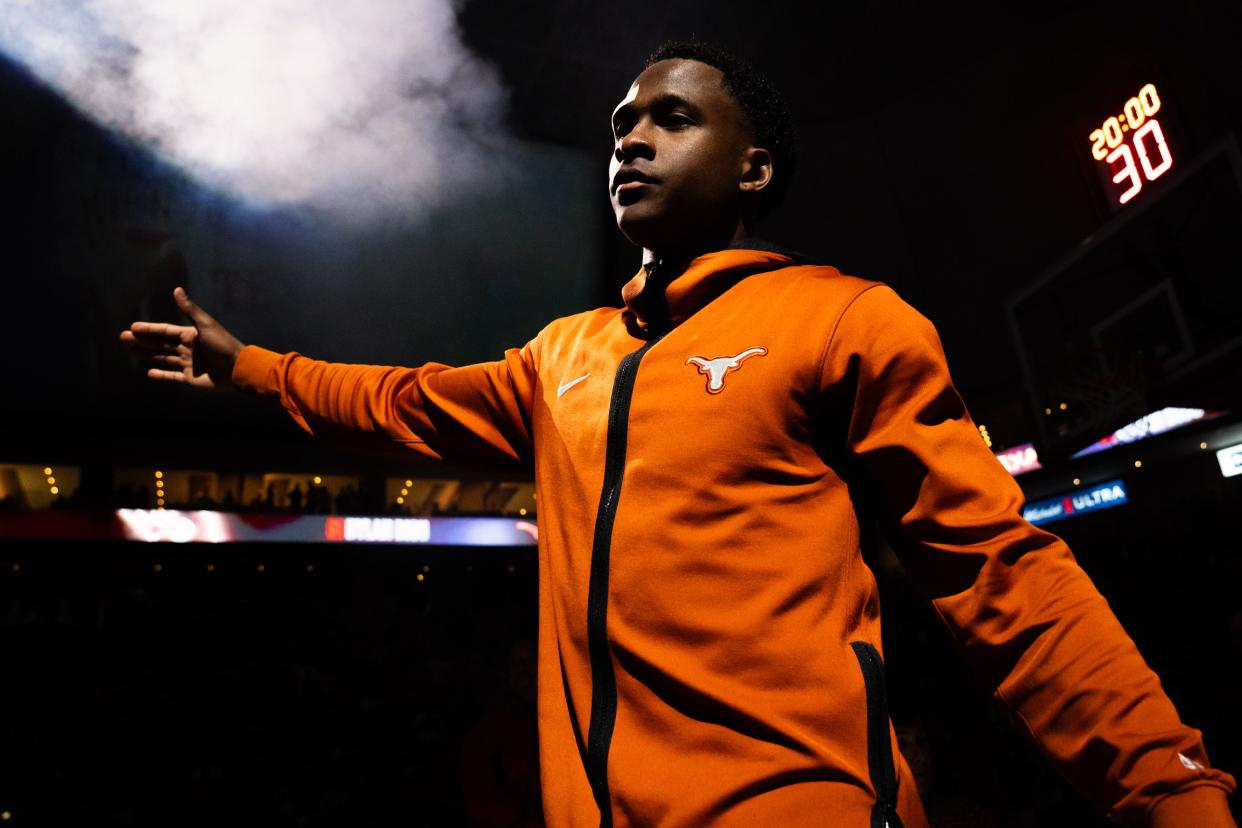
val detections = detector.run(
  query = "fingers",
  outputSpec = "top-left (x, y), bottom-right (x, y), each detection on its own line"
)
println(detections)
top-left (124, 330), bottom-right (181, 353)
top-left (126, 320), bottom-right (194, 340)
top-left (121, 326), bottom-right (190, 377)
top-left (146, 366), bottom-right (215, 390)
top-left (174, 286), bottom-right (214, 327)
top-left (146, 367), bottom-right (187, 383)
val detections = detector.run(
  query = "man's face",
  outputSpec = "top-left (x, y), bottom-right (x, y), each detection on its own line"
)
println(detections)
top-left (608, 59), bottom-right (755, 252)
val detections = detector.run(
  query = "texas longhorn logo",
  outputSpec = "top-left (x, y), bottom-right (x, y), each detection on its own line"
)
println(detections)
top-left (686, 347), bottom-right (767, 394)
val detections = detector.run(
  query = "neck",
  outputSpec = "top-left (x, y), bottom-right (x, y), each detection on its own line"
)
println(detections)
top-left (641, 218), bottom-right (751, 269)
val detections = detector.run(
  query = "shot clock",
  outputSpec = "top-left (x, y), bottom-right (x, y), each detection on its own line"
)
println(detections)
top-left (1088, 83), bottom-right (1174, 205)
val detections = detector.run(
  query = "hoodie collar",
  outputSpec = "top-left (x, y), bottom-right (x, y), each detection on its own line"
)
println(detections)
top-left (621, 238), bottom-right (816, 332)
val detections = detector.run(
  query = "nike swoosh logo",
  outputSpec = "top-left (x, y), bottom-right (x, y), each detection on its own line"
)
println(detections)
top-left (557, 373), bottom-right (590, 398)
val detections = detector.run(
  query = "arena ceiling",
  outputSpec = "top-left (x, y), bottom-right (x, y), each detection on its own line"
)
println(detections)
top-left (458, 1), bottom-right (1088, 147)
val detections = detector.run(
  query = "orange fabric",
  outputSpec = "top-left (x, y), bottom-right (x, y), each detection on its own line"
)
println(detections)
top-left (1149, 785), bottom-right (1236, 828)
top-left (233, 246), bottom-right (1236, 827)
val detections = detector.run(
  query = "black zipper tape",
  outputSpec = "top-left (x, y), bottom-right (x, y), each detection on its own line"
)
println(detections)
top-left (583, 332), bottom-right (664, 828)
top-left (851, 641), bottom-right (905, 828)
top-left (579, 253), bottom-right (786, 825)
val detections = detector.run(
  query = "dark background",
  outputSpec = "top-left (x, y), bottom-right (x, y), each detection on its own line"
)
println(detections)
top-left (3, 1), bottom-right (1242, 466)
top-left (2, 1), bottom-right (1241, 825)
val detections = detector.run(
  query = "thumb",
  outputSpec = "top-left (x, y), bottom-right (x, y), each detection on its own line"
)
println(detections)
top-left (173, 286), bottom-right (213, 327)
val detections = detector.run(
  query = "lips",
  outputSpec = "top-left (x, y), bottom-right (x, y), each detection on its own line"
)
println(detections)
top-left (612, 168), bottom-right (658, 195)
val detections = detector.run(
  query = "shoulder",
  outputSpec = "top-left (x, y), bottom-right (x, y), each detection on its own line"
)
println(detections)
top-left (535, 306), bottom-right (623, 343)
top-left (832, 282), bottom-right (939, 343)
top-left (755, 263), bottom-right (887, 308)
top-left (820, 281), bottom-right (948, 382)
top-left (750, 264), bottom-right (915, 335)
top-left (764, 271), bottom-right (948, 388)
top-left (524, 306), bottom-right (627, 368)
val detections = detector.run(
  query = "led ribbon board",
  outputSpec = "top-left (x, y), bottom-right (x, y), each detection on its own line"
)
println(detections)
top-left (1023, 479), bottom-right (1129, 526)
top-left (1088, 84), bottom-right (1174, 205)
top-left (0, 510), bottom-right (539, 545)
top-left (114, 511), bottom-right (540, 545)
top-left (1070, 407), bottom-right (1209, 459)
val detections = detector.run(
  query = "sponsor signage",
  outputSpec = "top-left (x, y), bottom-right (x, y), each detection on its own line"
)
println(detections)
top-left (995, 443), bottom-right (1042, 476)
top-left (1071, 407), bottom-right (1210, 458)
top-left (1217, 444), bottom-right (1242, 479)
top-left (1023, 479), bottom-right (1128, 526)
top-left (100, 510), bottom-right (537, 545)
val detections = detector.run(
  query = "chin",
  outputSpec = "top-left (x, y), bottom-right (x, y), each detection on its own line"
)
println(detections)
top-left (614, 204), bottom-right (674, 250)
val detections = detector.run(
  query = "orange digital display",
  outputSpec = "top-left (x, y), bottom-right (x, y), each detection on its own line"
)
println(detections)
top-left (1088, 83), bottom-right (1173, 205)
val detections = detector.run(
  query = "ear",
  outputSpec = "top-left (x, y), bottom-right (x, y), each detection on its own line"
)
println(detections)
top-left (738, 147), bottom-right (774, 196)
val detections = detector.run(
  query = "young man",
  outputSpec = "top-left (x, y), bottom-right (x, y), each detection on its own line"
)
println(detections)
top-left (122, 42), bottom-right (1235, 827)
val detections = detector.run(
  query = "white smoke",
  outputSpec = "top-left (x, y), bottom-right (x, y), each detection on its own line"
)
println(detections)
top-left (0, 0), bottom-right (511, 222)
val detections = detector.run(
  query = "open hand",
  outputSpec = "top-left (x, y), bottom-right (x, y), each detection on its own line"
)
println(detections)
top-left (119, 287), bottom-right (245, 391)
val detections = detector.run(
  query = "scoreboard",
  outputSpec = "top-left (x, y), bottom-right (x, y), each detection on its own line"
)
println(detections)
top-left (1088, 83), bottom-right (1174, 205)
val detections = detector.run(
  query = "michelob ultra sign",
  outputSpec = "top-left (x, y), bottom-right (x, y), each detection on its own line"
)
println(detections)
top-left (1023, 479), bottom-right (1129, 526)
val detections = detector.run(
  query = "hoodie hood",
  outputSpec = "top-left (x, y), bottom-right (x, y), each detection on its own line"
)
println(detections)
top-left (621, 238), bottom-right (818, 331)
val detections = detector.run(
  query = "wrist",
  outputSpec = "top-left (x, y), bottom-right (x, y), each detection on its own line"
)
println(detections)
top-left (229, 339), bottom-right (245, 372)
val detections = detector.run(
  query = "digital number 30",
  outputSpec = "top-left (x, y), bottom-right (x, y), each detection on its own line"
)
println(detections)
top-left (1103, 121), bottom-right (1174, 204)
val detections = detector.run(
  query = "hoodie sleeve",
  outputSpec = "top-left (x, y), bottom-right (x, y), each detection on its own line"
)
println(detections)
top-left (820, 284), bottom-right (1236, 827)
top-left (231, 338), bottom-right (540, 469)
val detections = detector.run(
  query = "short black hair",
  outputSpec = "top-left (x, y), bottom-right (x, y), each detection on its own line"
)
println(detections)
top-left (645, 40), bottom-right (797, 219)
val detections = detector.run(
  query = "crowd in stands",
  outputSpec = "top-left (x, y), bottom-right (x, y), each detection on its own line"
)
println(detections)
top-left (0, 479), bottom-right (463, 518)
top-left (1, 478), bottom-right (501, 518)
top-left (112, 480), bottom-right (372, 516)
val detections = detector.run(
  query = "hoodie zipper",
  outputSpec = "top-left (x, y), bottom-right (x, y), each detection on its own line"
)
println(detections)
top-left (851, 641), bottom-right (905, 828)
top-left (583, 259), bottom-right (668, 828)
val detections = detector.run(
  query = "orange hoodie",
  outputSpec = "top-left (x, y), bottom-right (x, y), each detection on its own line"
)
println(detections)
top-left (232, 243), bottom-right (1235, 827)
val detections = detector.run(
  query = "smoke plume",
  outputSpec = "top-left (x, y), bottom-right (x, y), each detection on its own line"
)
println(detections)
top-left (0, 0), bottom-right (511, 223)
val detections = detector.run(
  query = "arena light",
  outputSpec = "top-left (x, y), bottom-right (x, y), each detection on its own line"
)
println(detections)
top-left (1071, 408), bottom-right (1213, 458)
top-left (118, 509), bottom-right (231, 543)
top-left (995, 443), bottom-right (1041, 476)
top-left (1217, 444), bottom-right (1242, 479)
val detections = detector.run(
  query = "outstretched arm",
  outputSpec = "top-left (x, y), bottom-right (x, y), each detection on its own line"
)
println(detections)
top-left (824, 285), bottom-right (1236, 827)
top-left (230, 343), bottom-right (538, 467)
top-left (121, 288), bottom-right (540, 467)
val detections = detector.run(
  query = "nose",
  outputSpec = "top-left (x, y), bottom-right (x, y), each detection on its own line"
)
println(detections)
top-left (614, 121), bottom-right (653, 163)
